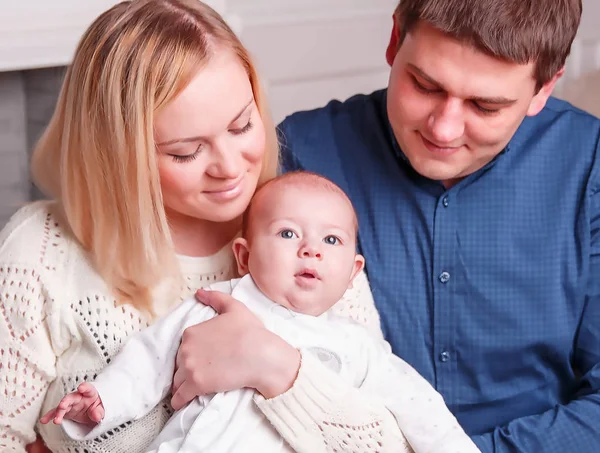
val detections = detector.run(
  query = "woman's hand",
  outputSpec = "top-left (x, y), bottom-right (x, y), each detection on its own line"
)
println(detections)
top-left (170, 289), bottom-right (301, 410)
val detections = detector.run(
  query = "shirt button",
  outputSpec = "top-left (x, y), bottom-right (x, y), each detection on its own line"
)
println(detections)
top-left (439, 350), bottom-right (450, 362)
top-left (438, 271), bottom-right (450, 283)
top-left (442, 196), bottom-right (449, 207)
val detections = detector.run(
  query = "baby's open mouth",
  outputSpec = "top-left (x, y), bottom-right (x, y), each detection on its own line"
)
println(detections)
top-left (295, 269), bottom-right (320, 279)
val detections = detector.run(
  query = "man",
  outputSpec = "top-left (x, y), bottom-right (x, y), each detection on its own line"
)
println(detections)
top-left (279, 0), bottom-right (600, 451)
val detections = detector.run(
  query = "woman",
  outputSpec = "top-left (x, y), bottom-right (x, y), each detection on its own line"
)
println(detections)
top-left (0, 1), bottom-right (406, 452)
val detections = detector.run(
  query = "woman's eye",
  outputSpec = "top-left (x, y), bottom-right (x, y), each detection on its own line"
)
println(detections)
top-left (169, 145), bottom-right (202, 163)
top-left (280, 229), bottom-right (297, 239)
top-left (230, 119), bottom-right (254, 135)
top-left (323, 235), bottom-right (339, 245)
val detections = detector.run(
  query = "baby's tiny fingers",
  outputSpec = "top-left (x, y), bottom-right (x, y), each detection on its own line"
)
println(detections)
top-left (39, 408), bottom-right (57, 424)
top-left (53, 407), bottom-right (69, 424)
top-left (88, 404), bottom-right (104, 422)
top-left (78, 382), bottom-right (97, 397)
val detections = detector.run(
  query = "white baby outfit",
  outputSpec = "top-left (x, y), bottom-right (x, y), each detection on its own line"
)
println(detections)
top-left (63, 275), bottom-right (479, 453)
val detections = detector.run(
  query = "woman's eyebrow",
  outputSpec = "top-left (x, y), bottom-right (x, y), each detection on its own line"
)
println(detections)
top-left (157, 98), bottom-right (254, 146)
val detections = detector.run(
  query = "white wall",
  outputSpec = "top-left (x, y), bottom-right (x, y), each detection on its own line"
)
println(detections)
top-left (555, 0), bottom-right (600, 116)
top-left (234, 1), bottom-right (396, 122)
top-left (0, 0), bottom-right (395, 122)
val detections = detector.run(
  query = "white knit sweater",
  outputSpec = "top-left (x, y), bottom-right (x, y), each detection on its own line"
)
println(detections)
top-left (0, 201), bottom-right (409, 453)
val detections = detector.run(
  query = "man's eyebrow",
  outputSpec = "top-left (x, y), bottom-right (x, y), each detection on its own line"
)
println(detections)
top-left (157, 98), bottom-right (254, 146)
top-left (408, 63), bottom-right (517, 105)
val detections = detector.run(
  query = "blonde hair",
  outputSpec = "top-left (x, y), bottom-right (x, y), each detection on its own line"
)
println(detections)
top-left (31, 0), bottom-right (279, 313)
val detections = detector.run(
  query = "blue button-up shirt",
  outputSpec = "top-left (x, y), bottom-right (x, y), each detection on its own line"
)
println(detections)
top-left (279, 89), bottom-right (600, 452)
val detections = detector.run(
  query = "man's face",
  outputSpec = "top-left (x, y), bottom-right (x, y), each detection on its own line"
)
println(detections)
top-left (386, 21), bottom-right (558, 187)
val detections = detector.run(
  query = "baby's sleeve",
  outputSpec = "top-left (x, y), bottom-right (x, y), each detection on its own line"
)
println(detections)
top-left (63, 297), bottom-right (217, 441)
top-left (357, 334), bottom-right (481, 453)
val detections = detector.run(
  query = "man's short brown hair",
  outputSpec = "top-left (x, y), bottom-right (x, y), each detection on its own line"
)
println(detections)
top-left (394, 0), bottom-right (582, 87)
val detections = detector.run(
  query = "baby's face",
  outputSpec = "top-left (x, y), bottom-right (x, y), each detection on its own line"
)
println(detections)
top-left (242, 185), bottom-right (363, 316)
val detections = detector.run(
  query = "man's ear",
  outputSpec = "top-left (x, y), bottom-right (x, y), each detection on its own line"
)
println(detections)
top-left (386, 14), bottom-right (401, 66)
top-left (527, 67), bottom-right (565, 117)
top-left (347, 254), bottom-right (365, 289)
top-left (232, 238), bottom-right (250, 276)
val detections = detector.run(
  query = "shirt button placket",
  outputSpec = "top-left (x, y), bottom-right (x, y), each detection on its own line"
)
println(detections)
top-left (433, 191), bottom-right (456, 396)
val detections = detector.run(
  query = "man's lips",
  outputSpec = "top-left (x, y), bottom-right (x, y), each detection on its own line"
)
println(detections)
top-left (420, 133), bottom-right (462, 155)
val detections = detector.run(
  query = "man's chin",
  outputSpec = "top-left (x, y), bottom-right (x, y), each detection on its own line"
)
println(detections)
top-left (409, 160), bottom-right (463, 183)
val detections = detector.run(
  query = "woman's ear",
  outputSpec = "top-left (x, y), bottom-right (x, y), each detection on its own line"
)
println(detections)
top-left (347, 254), bottom-right (365, 289)
top-left (232, 238), bottom-right (250, 276)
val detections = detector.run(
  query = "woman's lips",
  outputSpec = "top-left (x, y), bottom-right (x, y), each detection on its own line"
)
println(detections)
top-left (203, 176), bottom-right (245, 201)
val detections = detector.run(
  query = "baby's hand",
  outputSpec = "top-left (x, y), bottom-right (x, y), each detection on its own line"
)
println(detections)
top-left (40, 382), bottom-right (105, 425)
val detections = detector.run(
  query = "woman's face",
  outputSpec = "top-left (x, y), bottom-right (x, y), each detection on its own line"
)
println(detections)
top-left (155, 50), bottom-right (266, 224)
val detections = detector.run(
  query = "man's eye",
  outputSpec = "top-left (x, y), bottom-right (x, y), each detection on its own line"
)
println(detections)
top-left (280, 230), bottom-right (297, 239)
top-left (411, 76), bottom-right (439, 94)
top-left (323, 235), bottom-right (339, 245)
top-left (472, 102), bottom-right (500, 115)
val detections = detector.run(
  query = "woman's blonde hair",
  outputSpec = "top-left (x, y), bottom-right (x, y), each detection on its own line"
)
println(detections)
top-left (31, 0), bottom-right (279, 313)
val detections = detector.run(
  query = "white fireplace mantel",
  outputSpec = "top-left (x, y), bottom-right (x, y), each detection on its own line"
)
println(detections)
top-left (0, 0), bottom-right (227, 72)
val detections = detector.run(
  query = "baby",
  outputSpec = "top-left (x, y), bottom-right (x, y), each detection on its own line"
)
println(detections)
top-left (40, 171), bottom-right (480, 453)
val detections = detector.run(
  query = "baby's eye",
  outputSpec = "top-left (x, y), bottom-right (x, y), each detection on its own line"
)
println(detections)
top-left (323, 235), bottom-right (340, 245)
top-left (280, 229), bottom-right (297, 239)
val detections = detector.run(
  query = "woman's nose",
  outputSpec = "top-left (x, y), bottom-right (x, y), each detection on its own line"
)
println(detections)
top-left (207, 141), bottom-right (241, 179)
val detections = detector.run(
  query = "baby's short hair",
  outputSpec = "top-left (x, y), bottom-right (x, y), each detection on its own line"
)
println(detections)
top-left (242, 171), bottom-right (358, 239)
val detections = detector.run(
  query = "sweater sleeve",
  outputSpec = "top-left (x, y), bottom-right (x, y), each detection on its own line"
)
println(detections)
top-left (0, 263), bottom-right (58, 453)
top-left (254, 352), bottom-right (412, 453)
top-left (254, 270), bottom-right (409, 453)
top-left (332, 269), bottom-right (384, 340)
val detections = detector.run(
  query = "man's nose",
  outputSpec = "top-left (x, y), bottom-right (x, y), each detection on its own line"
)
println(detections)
top-left (428, 99), bottom-right (465, 144)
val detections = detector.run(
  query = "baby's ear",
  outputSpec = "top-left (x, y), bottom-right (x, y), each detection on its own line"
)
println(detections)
top-left (232, 238), bottom-right (250, 276)
top-left (347, 254), bottom-right (365, 289)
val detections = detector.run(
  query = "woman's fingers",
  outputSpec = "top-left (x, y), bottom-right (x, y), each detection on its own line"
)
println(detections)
top-left (171, 380), bottom-right (197, 411)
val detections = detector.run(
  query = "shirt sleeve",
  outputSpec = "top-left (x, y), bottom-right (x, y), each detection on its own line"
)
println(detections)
top-left (0, 264), bottom-right (57, 453)
top-left (471, 164), bottom-right (600, 453)
top-left (62, 298), bottom-right (217, 441)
